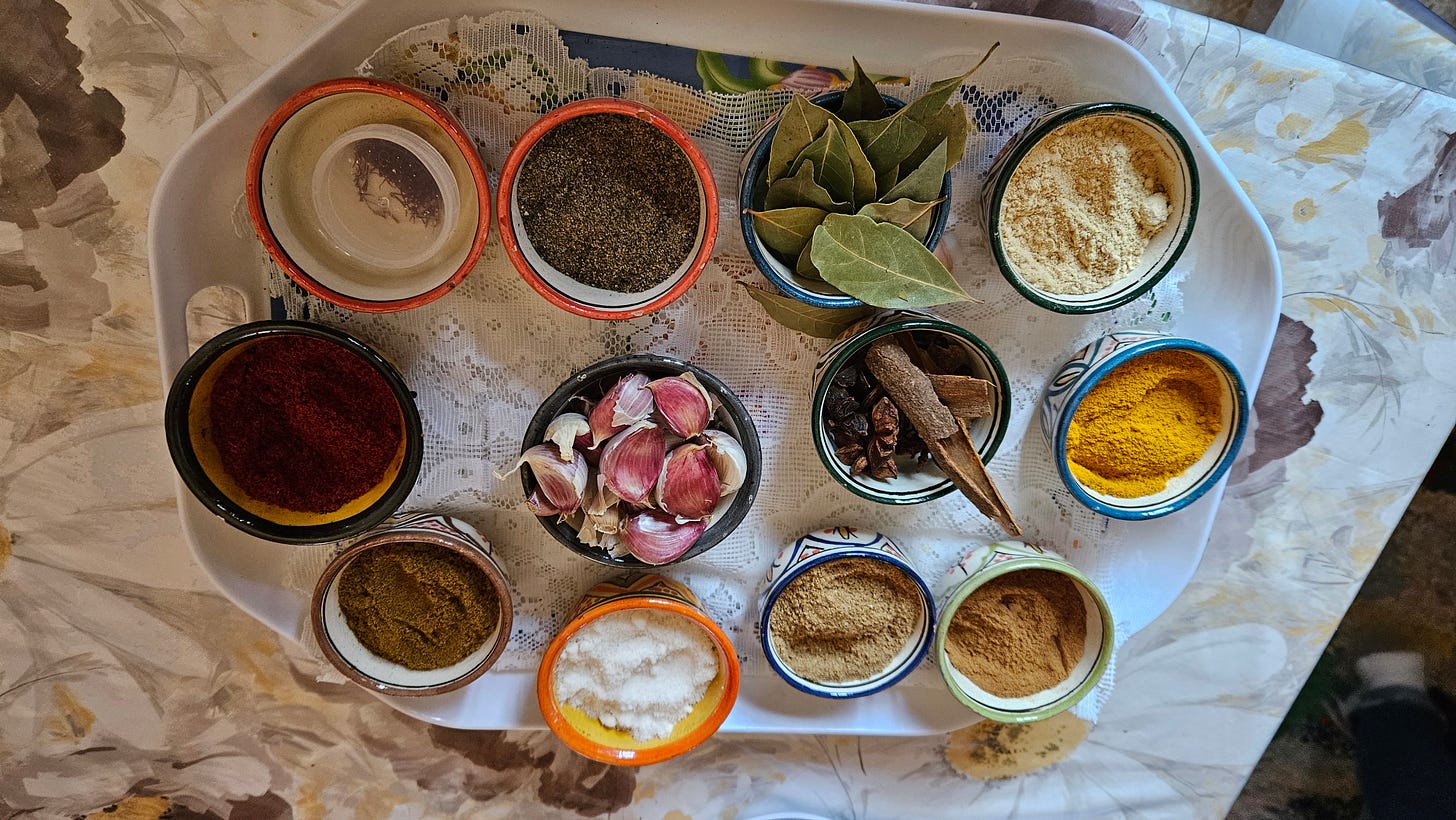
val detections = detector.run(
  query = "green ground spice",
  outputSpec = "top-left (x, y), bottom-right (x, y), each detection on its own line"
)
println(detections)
top-left (516, 113), bottom-right (700, 293)
top-left (338, 543), bottom-right (499, 670)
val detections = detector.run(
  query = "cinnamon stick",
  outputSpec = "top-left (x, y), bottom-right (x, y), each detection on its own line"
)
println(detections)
top-left (929, 374), bottom-right (995, 422)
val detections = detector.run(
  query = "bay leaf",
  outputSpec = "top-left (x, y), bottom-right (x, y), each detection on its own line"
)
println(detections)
top-left (796, 239), bottom-right (824, 281)
top-left (875, 163), bottom-right (900, 199)
top-left (791, 123), bottom-right (856, 205)
top-left (884, 139), bottom-right (947, 203)
top-left (849, 115), bottom-right (926, 176)
top-left (834, 119), bottom-right (878, 208)
top-left (739, 282), bottom-right (873, 338)
top-left (765, 161), bottom-right (847, 212)
top-left (905, 102), bottom-right (969, 171)
top-left (839, 57), bottom-right (886, 122)
top-left (767, 95), bottom-right (831, 184)
top-left (857, 197), bottom-right (945, 243)
top-left (898, 43), bottom-right (998, 124)
top-left (749, 207), bottom-right (829, 258)
top-left (811, 213), bottom-right (973, 308)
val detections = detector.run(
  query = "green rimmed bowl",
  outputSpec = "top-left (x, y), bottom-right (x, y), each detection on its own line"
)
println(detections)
top-left (810, 309), bottom-right (1010, 505)
top-left (933, 540), bottom-right (1114, 723)
top-left (979, 101), bottom-right (1199, 314)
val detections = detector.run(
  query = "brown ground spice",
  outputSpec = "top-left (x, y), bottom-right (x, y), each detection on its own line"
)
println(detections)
top-left (338, 543), bottom-right (499, 670)
top-left (767, 557), bottom-right (921, 684)
top-left (946, 569), bottom-right (1087, 698)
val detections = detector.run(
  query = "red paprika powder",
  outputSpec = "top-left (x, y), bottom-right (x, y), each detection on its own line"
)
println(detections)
top-left (208, 335), bottom-right (403, 513)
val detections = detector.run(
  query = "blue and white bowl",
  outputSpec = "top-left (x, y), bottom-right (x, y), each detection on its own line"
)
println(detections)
top-left (757, 528), bottom-right (935, 698)
top-left (1040, 331), bottom-right (1249, 519)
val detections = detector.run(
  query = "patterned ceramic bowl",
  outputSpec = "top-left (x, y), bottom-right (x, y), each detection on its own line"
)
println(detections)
top-left (1040, 331), bottom-right (1249, 519)
top-left (311, 513), bottom-right (514, 697)
top-left (163, 320), bottom-right (423, 545)
top-left (980, 102), bottom-right (1198, 314)
top-left (933, 540), bottom-right (1113, 722)
top-left (537, 574), bottom-right (740, 765)
top-left (757, 528), bottom-right (935, 698)
top-left (811, 309), bottom-right (1010, 504)
top-left (497, 98), bottom-right (718, 320)
top-left (738, 91), bottom-right (953, 310)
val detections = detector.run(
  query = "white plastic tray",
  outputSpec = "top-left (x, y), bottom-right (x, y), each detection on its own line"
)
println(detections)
top-left (150, 0), bottom-right (1281, 734)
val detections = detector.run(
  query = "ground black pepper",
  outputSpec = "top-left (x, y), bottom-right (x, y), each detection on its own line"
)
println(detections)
top-left (516, 113), bottom-right (700, 293)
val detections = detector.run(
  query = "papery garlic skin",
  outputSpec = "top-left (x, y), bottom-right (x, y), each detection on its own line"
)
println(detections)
top-left (646, 374), bottom-right (712, 438)
top-left (545, 413), bottom-right (591, 462)
top-left (588, 372), bottom-right (653, 446)
top-left (514, 444), bottom-right (588, 514)
top-left (699, 429), bottom-right (747, 495)
top-left (599, 420), bottom-right (666, 505)
top-left (655, 443), bottom-right (721, 521)
top-left (623, 511), bottom-right (708, 564)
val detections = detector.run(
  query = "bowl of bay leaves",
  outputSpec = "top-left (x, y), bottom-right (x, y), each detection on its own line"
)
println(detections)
top-left (738, 52), bottom-right (996, 311)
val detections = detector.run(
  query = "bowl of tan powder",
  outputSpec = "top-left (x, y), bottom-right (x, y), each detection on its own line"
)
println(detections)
top-left (758, 528), bottom-right (935, 698)
top-left (311, 512), bottom-right (513, 696)
top-left (981, 102), bottom-right (1198, 314)
top-left (934, 540), bottom-right (1113, 722)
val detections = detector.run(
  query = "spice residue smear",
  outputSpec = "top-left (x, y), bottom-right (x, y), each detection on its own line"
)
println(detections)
top-left (517, 113), bottom-right (700, 293)
top-left (768, 557), bottom-right (920, 684)
top-left (946, 568), bottom-right (1087, 698)
top-left (351, 137), bottom-right (443, 225)
top-left (208, 335), bottom-right (401, 513)
top-left (338, 543), bottom-right (499, 670)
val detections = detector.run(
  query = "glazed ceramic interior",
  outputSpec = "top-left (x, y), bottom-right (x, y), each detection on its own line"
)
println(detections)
top-left (259, 90), bottom-right (480, 303)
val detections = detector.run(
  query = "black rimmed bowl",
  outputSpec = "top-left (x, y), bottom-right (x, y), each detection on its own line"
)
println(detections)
top-left (520, 354), bottom-right (763, 567)
top-left (164, 320), bottom-right (423, 544)
top-left (738, 91), bottom-right (954, 310)
top-left (979, 102), bottom-right (1199, 314)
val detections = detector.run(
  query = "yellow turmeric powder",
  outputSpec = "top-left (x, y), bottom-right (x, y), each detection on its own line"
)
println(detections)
top-left (1065, 349), bottom-right (1223, 498)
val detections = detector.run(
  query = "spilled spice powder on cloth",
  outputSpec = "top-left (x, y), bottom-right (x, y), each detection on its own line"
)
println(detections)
top-left (946, 569), bottom-right (1087, 698)
top-left (767, 557), bottom-right (920, 684)
top-left (338, 543), bottom-right (499, 670)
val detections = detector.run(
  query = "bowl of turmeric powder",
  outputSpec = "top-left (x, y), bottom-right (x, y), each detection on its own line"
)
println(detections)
top-left (1040, 331), bottom-right (1249, 519)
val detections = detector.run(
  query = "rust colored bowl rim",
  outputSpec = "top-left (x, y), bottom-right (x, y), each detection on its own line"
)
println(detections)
top-left (536, 595), bottom-right (740, 765)
top-left (496, 98), bottom-right (719, 321)
top-left (245, 77), bottom-right (492, 314)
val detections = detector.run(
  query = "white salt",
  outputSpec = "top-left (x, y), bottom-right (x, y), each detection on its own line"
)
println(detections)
top-left (553, 609), bottom-right (720, 742)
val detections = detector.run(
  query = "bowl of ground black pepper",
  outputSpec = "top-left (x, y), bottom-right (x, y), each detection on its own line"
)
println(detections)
top-left (758, 528), bottom-right (935, 698)
top-left (497, 98), bottom-right (718, 320)
top-left (312, 513), bottom-right (513, 696)
top-left (164, 320), bottom-right (422, 544)
top-left (981, 102), bottom-right (1198, 314)
top-left (933, 541), bottom-right (1114, 722)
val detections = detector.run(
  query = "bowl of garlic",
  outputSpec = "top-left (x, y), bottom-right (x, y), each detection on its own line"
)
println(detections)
top-left (513, 354), bottom-right (762, 566)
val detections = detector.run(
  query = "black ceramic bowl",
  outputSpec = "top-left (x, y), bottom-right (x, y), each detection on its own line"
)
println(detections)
top-left (164, 320), bottom-right (423, 544)
top-left (520, 354), bottom-right (763, 567)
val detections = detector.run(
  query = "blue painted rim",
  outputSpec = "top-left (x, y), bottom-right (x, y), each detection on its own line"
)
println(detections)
top-left (1051, 337), bottom-right (1250, 520)
top-left (758, 547), bottom-right (936, 698)
top-left (738, 91), bottom-right (953, 310)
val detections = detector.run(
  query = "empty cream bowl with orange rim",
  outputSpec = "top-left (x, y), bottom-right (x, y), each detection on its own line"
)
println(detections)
top-left (537, 574), bottom-right (739, 765)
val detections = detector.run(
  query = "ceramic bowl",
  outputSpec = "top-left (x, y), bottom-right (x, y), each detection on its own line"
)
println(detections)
top-left (163, 320), bottom-right (423, 544)
top-left (757, 528), bottom-right (935, 698)
top-left (537, 574), bottom-right (740, 765)
top-left (497, 98), bottom-right (719, 320)
top-left (933, 540), bottom-right (1114, 722)
top-left (811, 309), bottom-right (1010, 504)
top-left (738, 91), bottom-right (954, 310)
top-left (520, 353), bottom-right (762, 567)
top-left (247, 77), bottom-right (491, 312)
top-left (980, 101), bottom-right (1198, 314)
top-left (311, 513), bottom-right (513, 696)
top-left (1040, 331), bottom-right (1249, 519)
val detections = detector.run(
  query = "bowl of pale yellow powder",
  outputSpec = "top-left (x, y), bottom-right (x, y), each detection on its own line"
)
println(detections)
top-left (981, 102), bottom-right (1198, 313)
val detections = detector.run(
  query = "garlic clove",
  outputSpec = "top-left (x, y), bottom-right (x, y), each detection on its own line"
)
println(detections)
top-left (588, 372), bottom-right (654, 446)
top-left (655, 443), bottom-right (721, 521)
top-left (646, 373), bottom-right (713, 438)
top-left (623, 511), bottom-right (708, 564)
top-left (514, 444), bottom-right (588, 514)
top-left (584, 473), bottom-right (621, 517)
top-left (545, 412), bottom-right (591, 462)
top-left (599, 420), bottom-right (666, 505)
top-left (699, 429), bottom-right (748, 495)
top-left (526, 487), bottom-right (561, 517)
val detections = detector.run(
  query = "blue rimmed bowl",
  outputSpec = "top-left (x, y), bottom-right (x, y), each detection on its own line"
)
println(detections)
top-left (757, 528), bottom-right (935, 698)
top-left (1039, 331), bottom-right (1249, 520)
top-left (738, 91), bottom-right (953, 310)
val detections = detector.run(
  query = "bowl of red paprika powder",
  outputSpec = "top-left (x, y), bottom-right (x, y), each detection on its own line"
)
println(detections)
top-left (164, 320), bottom-right (423, 544)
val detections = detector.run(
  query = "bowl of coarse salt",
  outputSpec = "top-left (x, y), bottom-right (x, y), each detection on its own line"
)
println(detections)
top-left (980, 102), bottom-right (1199, 314)
top-left (537, 574), bottom-right (740, 766)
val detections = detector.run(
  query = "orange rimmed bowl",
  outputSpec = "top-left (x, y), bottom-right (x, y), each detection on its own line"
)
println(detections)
top-left (537, 574), bottom-right (740, 765)
top-left (246, 77), bottom-right (491, 313)
top-left (497, 98), bottom-right (718, 320)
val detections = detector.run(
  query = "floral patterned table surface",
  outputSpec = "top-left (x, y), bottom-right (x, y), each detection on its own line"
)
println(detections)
top-left (2, 0), bottom-right (1454, 817)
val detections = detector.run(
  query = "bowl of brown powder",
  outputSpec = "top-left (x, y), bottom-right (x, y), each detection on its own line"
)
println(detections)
top-left (981, 102), bottom-right (1198, 314)
top-left (758, 528), bottom-right (935, 698)
top-left (311, 512), bottom-right (513, 697)
top-left (933, 541), bottom-right (1113, 722)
